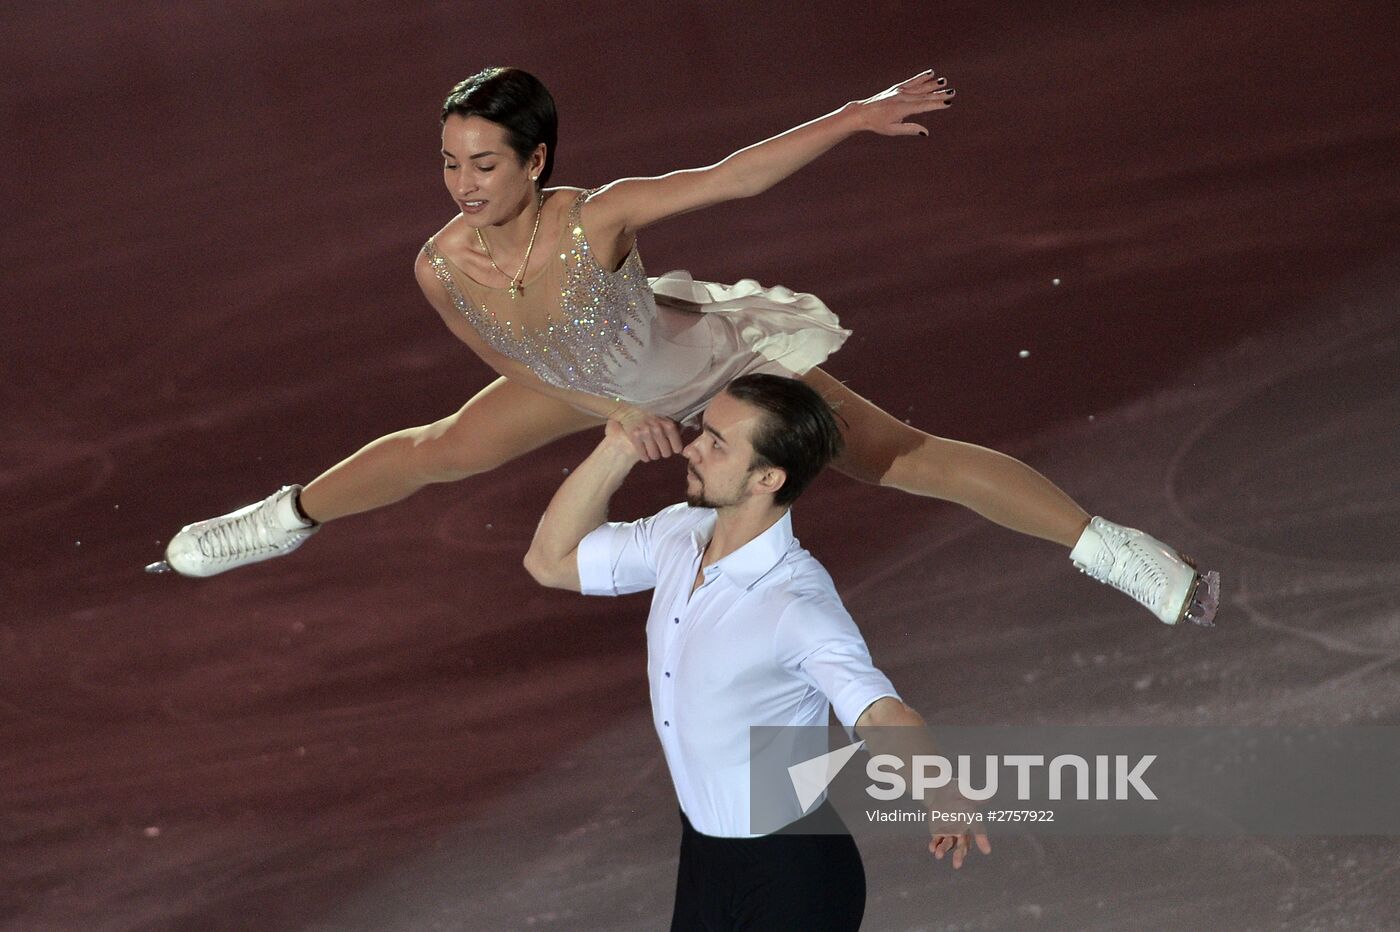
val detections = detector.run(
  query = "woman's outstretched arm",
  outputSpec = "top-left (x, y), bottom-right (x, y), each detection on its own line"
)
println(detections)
top-left (585, 70), bottom-right (954, 237)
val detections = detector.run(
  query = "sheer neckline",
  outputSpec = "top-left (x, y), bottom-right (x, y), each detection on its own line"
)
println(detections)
top-left (436, 191), bottom-right (578, 292)
top-left (434, 243), bottom-right (552, 293)
top-left (429, 190), bottom-right (642, 298)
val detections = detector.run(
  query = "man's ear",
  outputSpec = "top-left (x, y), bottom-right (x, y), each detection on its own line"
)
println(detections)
top-left (752, 466), bottom-right (787, 499)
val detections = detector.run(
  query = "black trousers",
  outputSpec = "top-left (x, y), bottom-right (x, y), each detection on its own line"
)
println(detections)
top-left (669, 805), bottom-right (866, 931)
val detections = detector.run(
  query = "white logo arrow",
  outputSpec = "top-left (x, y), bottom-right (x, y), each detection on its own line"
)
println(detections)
top-left (787, 740), bottom-right (865, 813)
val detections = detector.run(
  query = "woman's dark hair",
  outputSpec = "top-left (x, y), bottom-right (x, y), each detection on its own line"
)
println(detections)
top-left (441, 67), bottom-right (557, 186)
top-left (723, 374), bottom-right (846, 507)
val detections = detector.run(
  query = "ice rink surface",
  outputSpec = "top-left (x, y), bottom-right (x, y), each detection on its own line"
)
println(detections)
top-left (4, 1), bottom-right (1399, 929)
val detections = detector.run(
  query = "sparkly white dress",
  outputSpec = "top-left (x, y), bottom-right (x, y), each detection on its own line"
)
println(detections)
top-left (421, 189), bottom-right (849, 424)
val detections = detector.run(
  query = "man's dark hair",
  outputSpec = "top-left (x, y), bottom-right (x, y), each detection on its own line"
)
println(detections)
top-left (441, 67), bottom-right (558, 186)
top-left (723, 374), bottom-right (845, 506)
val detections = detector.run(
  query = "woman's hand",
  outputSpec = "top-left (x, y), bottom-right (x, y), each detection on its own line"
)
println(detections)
top-left (846, 70), bottom-right (955, 137)
top-left (581, 69), bottom-right (953, 237)
top-left (610, 404), bottom-right (684, 462)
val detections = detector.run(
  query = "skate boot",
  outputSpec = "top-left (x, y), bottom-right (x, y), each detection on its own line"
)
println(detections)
top-left (1070, 517), bottom-right (1219, 626)
top-left (148, 485), bottom-right (318, 578)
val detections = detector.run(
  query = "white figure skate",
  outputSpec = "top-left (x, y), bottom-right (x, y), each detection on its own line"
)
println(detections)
top-left (1070, 517), bottom-right (1219, 626)
top-left (146, 485), bottom-right (318, 578)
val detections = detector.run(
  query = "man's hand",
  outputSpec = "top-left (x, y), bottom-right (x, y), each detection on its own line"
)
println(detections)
top-left (602, 416), bottom-right (646, 459)
top-left (930, 829), bottom-right (991, 870)
top-left (928, 792), bottom-right (992, 870)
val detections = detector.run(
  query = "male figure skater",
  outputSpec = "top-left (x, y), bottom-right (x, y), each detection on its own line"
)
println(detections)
top-left (525, 374), bottom-right (990, 930)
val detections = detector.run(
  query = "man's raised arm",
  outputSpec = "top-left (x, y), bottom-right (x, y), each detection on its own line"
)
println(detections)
top-left (524, 420), bottom-right (643, 591)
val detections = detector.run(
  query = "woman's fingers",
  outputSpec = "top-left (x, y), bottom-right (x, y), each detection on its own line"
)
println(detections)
top-left (620, 413), bottom-right (684, 460)
top-left (634, 418), bottom-right (685, 460)
top-left (629, 425), bottom-right (660, 461)
top-left (902, 87), bottom-right (954, 107)
top-left (660, 419), bottom-right (684, 456)
top-left (895, 94), bottom-right (954, 130)
top-left (869, 88), bottom-right (953, 135)
top-left (896, 69), bottom-right (937, 88)
top-left (894, 72), bottom-right (949, 96)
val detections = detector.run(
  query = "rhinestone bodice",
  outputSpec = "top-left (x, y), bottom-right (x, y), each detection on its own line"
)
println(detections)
top-left (422, 190), bottom-right (649, 399)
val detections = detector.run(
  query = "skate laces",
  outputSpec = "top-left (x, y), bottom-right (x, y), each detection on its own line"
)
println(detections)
top-left (196, 499), bottom-right (285, 562)
top-left (1112, 539), bottom-right (1170, 606)
top-left (1084, 523), bottom-right (1169, 607)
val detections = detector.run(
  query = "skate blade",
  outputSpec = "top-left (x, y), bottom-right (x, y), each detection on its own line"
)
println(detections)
top-left (1182, 570), bottom-right (1220, 627)
top-left (144, 560), bottom-right (173, 574)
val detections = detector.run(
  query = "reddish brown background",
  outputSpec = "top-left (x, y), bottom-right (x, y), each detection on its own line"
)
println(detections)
top-left (4, 1), bottom-right (1399, 929)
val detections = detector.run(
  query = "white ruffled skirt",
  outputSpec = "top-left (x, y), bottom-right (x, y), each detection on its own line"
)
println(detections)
top-left (624, 271), bottom-right (850, 424)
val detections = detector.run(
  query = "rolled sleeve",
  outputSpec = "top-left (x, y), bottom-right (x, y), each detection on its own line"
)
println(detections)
top-left (576, 519), bottom-right (659, 597)
top-left (774, 596), bottom-right (899, 730)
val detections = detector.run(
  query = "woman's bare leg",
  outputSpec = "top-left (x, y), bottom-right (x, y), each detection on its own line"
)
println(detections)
top-left (796, 368), bottom-right (1218, 624)
top-left (300, 377), bottom-right (603, 523)
top-left (158, 377), bottom-right (603, 576)
top-left (798, 368), bottom-right (1089, 547)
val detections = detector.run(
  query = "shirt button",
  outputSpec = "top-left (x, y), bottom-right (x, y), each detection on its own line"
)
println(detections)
top-left (663, 720), bottom-right (670, 727)
top-left (664, 671), bottom-right (671, 677)
top-left (673, 617), bottom-right (680, 624)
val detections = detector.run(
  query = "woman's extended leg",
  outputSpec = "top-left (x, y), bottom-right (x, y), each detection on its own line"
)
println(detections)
top-left (300, 376), bottom-right (602, 522)
top-left (797, 367), bottom-right (1218, 625)
top-left (797, 368), bottom-right (1089, 547)
top-left (159, 377), bottom-right (602, 576)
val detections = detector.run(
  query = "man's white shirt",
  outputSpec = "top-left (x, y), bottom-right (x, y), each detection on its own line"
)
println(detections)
top-left (577, 503), bottom-right (898, 837)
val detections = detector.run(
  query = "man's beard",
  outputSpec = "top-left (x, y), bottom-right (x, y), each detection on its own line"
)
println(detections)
top-left (686, 468), bottom-right (744, 509)
top-left (686, 468), bottom-right (718, 508)
top-left (686, 478), bottom-right (714, 508)
top-left (687, 489), bottom-right (724, 508)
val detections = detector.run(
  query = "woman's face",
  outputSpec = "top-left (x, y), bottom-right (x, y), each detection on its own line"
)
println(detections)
top-left (441, 114), bottom-right (543, 226)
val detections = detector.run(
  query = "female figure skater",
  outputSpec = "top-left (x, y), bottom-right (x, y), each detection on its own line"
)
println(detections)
top-left (150, 67), bottom-right (1217, 626)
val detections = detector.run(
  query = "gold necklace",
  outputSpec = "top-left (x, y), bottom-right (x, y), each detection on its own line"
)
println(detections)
top-left (476, 194), bottom-right (543, 299)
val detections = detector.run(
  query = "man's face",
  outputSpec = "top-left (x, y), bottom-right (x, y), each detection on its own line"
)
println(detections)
top-left (682, 392), bottom-right (772, 509)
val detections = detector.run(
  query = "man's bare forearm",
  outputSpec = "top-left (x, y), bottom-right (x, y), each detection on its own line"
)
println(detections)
top-left (524, 431), bottom-right (640, 589)
top-left (857, 698), bottom-right (959, 808)
top-left (857, 697), bottom-right (940, 760)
